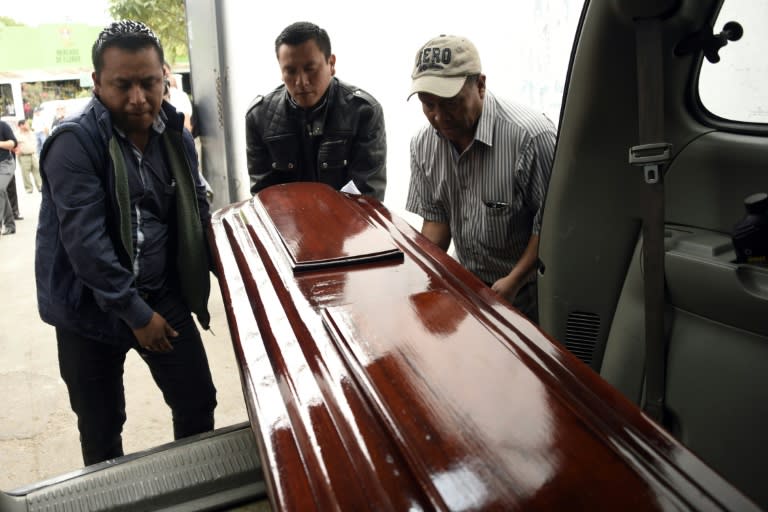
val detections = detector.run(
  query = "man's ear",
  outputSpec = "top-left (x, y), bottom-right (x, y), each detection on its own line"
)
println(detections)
top-left (477, 73), bottom-right (487, 99)
top-left (329, 54), bottom-right (336, 76)
top-left (92, 71), bottom-right (100, 94)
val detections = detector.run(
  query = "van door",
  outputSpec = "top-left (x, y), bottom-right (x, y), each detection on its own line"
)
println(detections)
top-left (538, 0), bottom-right (768, 507)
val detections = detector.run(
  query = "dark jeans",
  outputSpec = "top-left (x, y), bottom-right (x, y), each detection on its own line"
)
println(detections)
top-left (0, 161), bottom-right (15, 229)
top-left (56, 290), bottom-right (217, 466)
top-left (513, 281), bottom-right (539, 325)
top-left (7, 174), bottom-right (18, 217)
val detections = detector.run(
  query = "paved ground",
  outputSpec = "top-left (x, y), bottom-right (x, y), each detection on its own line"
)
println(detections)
top-left (0, 169), bottom-right (249, 491)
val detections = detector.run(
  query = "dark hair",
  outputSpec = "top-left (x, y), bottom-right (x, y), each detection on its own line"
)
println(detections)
top-left (465, 74), bottom-right (481, 85)
top-left (92, 20), bottom-right (164, 75)
top-left (274, 22), bottom-right (331, 59)
top-left (17, 119), bottom-right (26, 127)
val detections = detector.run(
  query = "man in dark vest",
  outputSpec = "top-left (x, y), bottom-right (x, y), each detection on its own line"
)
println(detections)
top-left (35, 20), bottom-right (217, 466)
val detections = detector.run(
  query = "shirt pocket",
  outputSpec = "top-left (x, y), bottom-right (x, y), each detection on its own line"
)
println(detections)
top-left (480, 200), bottom-right (513, 249)
top-left (318, 137), bottom-right (351, 172)
top-left (157, 178), bottom-right (176, 221)
top-left (264, 134), bottom-right (299, 173)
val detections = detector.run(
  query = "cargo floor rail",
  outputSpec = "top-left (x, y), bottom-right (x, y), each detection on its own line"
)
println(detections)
top-left (0, 422), bottom-right (268, 512)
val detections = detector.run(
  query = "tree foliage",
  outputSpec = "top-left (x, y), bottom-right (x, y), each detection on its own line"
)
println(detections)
top-left (108, 0), bottom-right (188, 64)
top-left (0, 16), bottom-right (25, 26)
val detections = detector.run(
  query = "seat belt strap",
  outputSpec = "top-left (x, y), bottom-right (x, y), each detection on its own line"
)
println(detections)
top-left (629, 18), bottom-right (671, 424)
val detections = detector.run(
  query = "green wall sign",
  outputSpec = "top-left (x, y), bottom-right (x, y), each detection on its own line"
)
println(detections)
top-left (0, 24), bottom-right (101, 73)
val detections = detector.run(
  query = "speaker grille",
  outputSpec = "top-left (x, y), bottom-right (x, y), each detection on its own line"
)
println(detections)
top-left (565, 311), bottom-right (601, 365)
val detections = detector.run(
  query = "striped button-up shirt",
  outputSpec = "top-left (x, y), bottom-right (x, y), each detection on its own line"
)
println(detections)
top-left (406, 91), bottom-right (556, 286)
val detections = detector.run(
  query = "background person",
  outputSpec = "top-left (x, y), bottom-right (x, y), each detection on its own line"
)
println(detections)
top-left (245, 21), bottom-right (387, 200)
top-left (14, 119), bottom-right (42, 193)
top-left (406, 35), bottom-right (556, 323)
top-left (50, 105), bottom-right (66, 132)
top-left (35, 20), bottom-right (217, 466)
top-left (0, 119), bottom-right (17, 235)
top-left (163, 61), bottom-right (193, 133)
top-left (32, 106), bottom-right (48, 157)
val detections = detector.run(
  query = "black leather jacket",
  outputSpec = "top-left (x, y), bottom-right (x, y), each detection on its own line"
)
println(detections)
top-left (245, 78), bottom-right (386, 201)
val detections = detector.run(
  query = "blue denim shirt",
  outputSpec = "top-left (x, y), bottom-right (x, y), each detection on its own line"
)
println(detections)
top-left (114, 116), bottom-right (175, 297)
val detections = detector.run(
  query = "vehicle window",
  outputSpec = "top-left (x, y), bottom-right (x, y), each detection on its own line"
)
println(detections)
top-left (0, 83), bottom-right (17, 117)
top-left (698, 0), bottom-right (768, 123)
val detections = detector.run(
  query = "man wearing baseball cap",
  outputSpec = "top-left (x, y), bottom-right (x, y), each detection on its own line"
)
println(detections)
top-left (405, 35), bottom-right (556, 322)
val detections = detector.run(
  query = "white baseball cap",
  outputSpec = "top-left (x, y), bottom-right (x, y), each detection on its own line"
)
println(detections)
top-left (409, 34), bottom-right (482, 99)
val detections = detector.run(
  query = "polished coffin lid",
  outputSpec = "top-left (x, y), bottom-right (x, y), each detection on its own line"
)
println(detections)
top-left (209, 183), bottom-right (759, 511)
top-left (254, 181), bottom-right (403, 271)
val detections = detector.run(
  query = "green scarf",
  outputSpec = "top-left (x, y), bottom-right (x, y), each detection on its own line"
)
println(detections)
top-left (108, 131), bottom-right (211, 330)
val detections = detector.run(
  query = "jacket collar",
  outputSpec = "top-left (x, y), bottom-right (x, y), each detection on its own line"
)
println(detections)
top-left (88, 95), bottom-right (185, 144)
top-left (284, 78), bottom-right (337, 137)
top-left (474, 91), bottom-right (496, 147)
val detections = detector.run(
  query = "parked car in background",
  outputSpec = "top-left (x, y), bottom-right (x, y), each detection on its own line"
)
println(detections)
top-left (36, 97), bottom-right (91, 134)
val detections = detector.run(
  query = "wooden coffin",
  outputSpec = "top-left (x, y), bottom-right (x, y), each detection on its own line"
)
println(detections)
top-left (208, 182), bottom-right (758, 511)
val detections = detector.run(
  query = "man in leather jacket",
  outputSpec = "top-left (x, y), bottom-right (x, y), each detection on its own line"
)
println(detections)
top-left (245, 21), bottom-right (387, 201)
